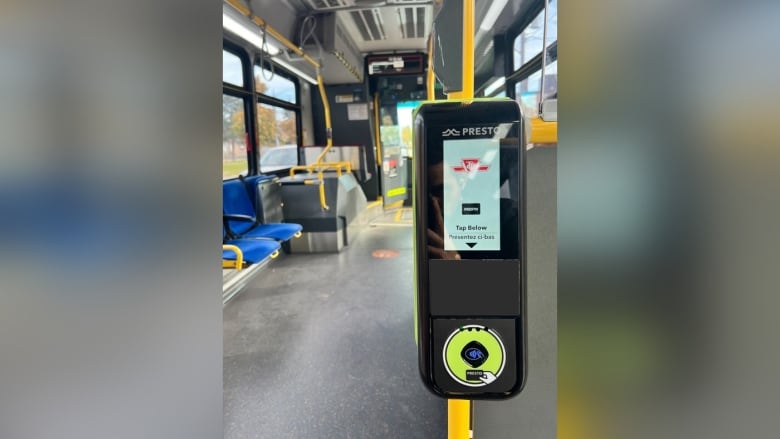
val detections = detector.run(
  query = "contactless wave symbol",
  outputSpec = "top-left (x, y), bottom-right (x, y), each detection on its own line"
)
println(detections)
top-left (453, 158), bottom-right (489, 173)
top-left (461, 340), bottom-right (489, 368)
top-left (442, 128), bottom-right (461, 137)
top-left (465, 348), bottom-right (485, 361)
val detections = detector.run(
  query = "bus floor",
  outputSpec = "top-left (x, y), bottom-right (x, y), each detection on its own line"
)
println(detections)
top-left (223, 224), bottom-right (447, 438)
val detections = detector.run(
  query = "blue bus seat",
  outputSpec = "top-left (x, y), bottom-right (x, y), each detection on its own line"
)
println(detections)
top-left (223, 177), bottom-right (302, 242)
top-left (224, 217), bottom-right (302, 241)
top-left (223, 179), bottom-right (257, 233)
top-left (239, 174), bottom-right (275, 208)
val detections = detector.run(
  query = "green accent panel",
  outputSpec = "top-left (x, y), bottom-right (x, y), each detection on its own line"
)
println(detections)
top-left (444, 326), bottom-right (504, 383)
top-left (387, 186), bottom-right (407, 197)
top-left (412, 151), bottom-right (418, 344)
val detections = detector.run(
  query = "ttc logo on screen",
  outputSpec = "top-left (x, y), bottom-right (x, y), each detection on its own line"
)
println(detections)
top-left (453, 159), bottom-right (489, 173)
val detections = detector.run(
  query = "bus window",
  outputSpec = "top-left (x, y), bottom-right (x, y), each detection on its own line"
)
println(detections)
top-left (396, 101), bottom-right (421, 158)
top-left (513, 0), bottom-right (557, 70)
top-left (254, 66), bottom-right (297, 104)
top-left (223, 50), bottom-right (244, 88)
top-left (514, 60), bottom-right (557, 119)
top-left (223, 95), bottom-right (248, 179)
top-left (515, 70), bottom-right (542, 118)
top-left (257, 104), bottom-right (298, 173)
top-left (543, 60), bottom-right (558, 98)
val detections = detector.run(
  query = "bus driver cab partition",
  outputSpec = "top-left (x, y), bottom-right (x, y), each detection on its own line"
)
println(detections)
top-left (413, 99), bottom-right (526, 399)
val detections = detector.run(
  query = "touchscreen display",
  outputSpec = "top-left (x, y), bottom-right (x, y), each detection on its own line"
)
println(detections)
top-left (442, 138), bottom-right (501, 251)
top-left (425, 125), bottom-right (520, 260)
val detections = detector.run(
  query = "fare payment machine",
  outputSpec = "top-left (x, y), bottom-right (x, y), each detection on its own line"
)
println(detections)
top-left (413, 99), bottom-right (526, 399)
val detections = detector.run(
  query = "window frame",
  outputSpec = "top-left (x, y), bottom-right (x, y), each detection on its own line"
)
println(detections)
top-left (494, 1), bottom-right (558, 101)
top-left (252, 58), bottom-right (302, 177)
top-left (222, 47), bottom-right (246, 89)
top-left (504, 1), bottom-right (558, 105)
top-left (222, 92), bottom-right (251, 180)
top-left (222, 36), bottom-right (306, 178)
top-left (510, 0), bottom-right (557, 72)
top-left (506, 42), bottom-right (557, 100)
top-left (253, 62), bottom-right (300, 106)
top-left (222, 43), bottom-right (256, 179)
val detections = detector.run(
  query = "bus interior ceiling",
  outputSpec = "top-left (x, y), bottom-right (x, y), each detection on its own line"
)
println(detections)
top-left (223, 0), bottom-right (556, 437)
top-left (224, 0), bottom-right (542, 90)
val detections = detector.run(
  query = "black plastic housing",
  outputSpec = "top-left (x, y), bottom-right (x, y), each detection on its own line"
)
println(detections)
top-left (413, 99), bottom-right (526, 399)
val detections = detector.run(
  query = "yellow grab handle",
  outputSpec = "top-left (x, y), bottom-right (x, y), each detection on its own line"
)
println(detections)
top-left (222, 244), bottom-right (243, 271)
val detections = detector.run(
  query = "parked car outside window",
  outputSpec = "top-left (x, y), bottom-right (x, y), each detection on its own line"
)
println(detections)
top-left (260, 144), bottom-right (298, 173)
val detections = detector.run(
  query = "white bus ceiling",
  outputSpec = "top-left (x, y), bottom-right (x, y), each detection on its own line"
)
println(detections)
top-left (224, 0), bottom-right (538, 87)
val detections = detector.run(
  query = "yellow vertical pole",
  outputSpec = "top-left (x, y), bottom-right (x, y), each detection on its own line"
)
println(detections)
top-left (315, 73), bottom-right (333, 165)
top-left (447, 1), bottom-right (475, 438)
top-left (427, 36), bottom-right (435, 100)
top-left (448, 398), bottom-right (472, 439)
top-left (374, 92), bottom-right (382, 167)
top-left (373, 92), bottom-right (384, 202)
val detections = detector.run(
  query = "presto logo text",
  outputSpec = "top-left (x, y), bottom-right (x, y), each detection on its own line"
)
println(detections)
top-left (442, 126), bottom-right (500, 137)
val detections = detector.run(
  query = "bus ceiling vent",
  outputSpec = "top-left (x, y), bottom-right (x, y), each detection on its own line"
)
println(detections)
top-left (353, 0), bottom-right (384, 6)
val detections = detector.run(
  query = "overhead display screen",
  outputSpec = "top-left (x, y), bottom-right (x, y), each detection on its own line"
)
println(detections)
top-left (367, 54), bottom-right (424, 75)
top-left (442, 138), bottom-right (501, 251)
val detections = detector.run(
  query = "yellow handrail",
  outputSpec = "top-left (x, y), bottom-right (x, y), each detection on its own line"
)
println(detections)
top-left (288, 160), bottom-right (352, 211)
top-left (316, 74), bottom-right (333, 157)
top-left (303, 178), bottom-right (329, 211)
top-left (305, 74), bottom-right (341, 210)
top-left (222, 244), bottom-right (244, 271)
top-left (224, 0), bottom-right (338, 160)
top-left (529, 116), bottom-right (558, 144)
top-left (288, 161), bottom-right (352, 177)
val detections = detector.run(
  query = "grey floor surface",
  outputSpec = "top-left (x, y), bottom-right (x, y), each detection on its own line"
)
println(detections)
top-left (224, 225), bottom-right (447, 439)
